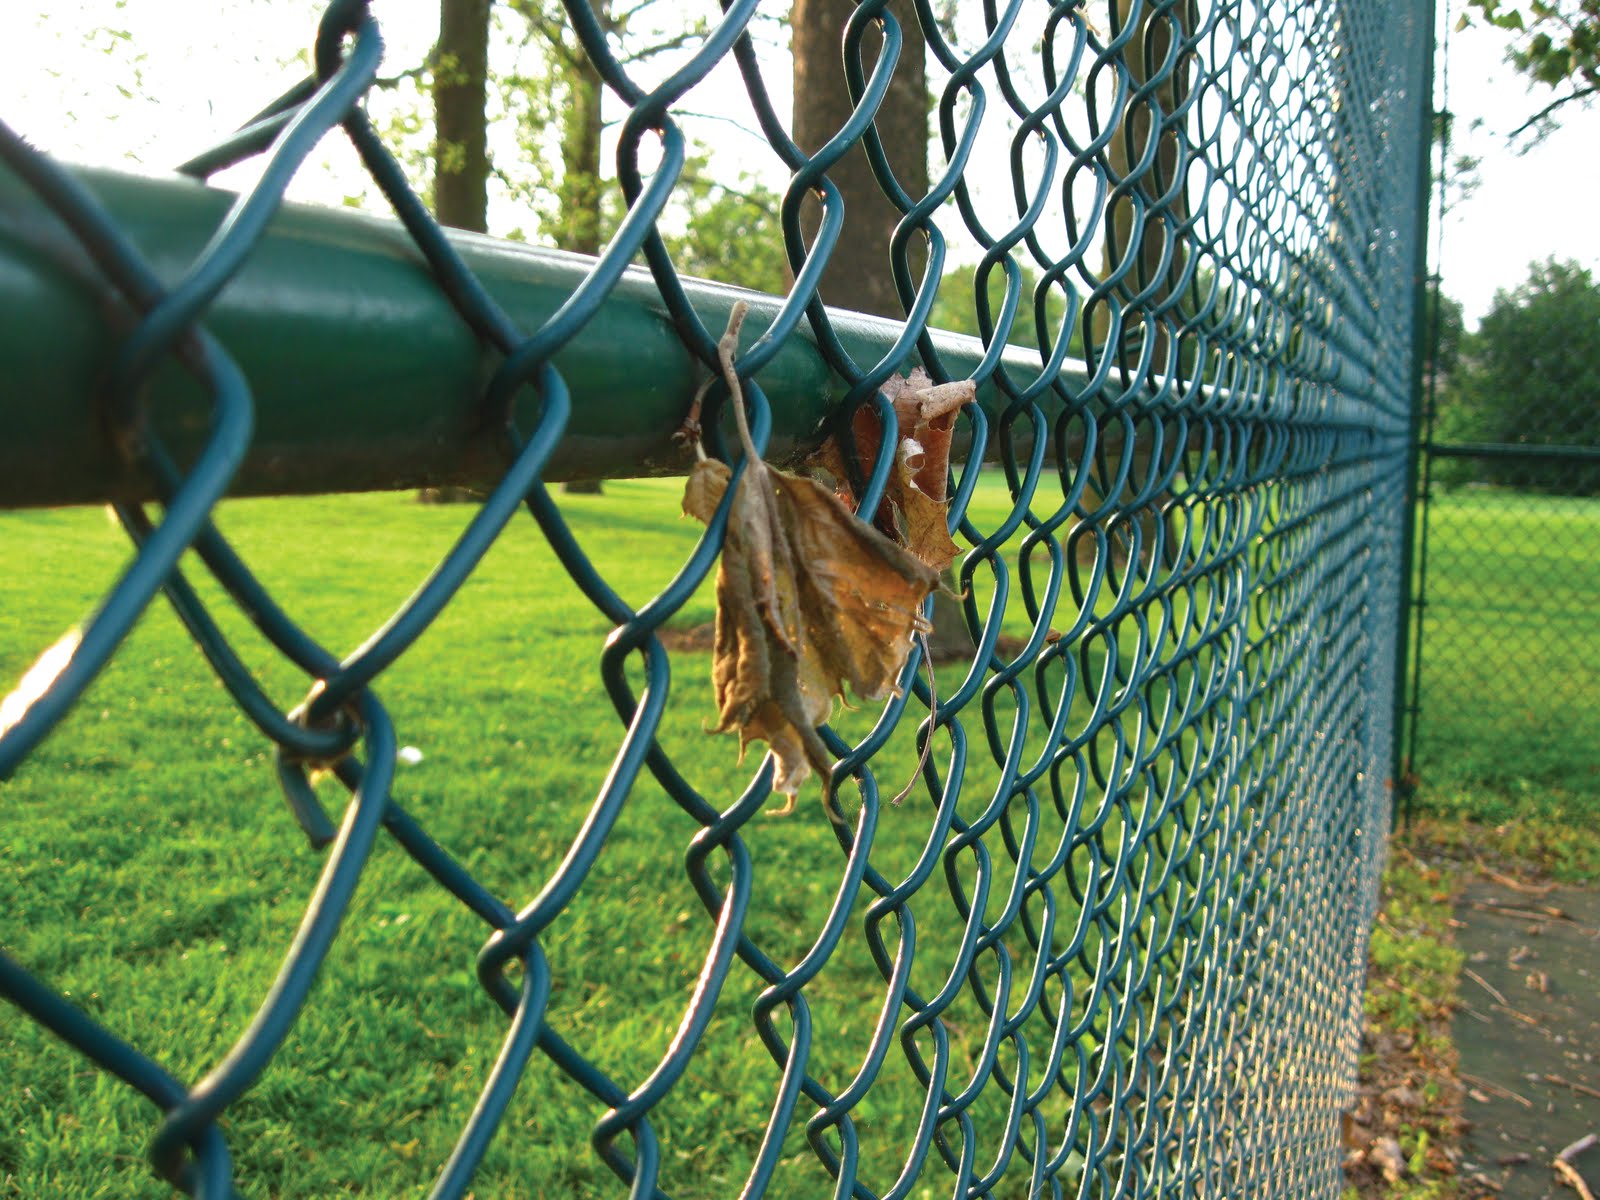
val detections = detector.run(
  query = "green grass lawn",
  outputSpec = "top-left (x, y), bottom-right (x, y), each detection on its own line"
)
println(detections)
top-left (1408, 488), bottom-right (1600, 837)
top-left (3, 479), bottom-right (1585, 1196)
top-left (1, 479), bottom-right (1132, 1199)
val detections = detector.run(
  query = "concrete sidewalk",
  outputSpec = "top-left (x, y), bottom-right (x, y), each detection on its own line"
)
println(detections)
top-left (1454, 877), bottom-right (1600, 1199)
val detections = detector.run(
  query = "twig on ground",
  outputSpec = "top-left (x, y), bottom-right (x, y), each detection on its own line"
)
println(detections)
top-left (1484, 868), bottom-right (1555, 897)
top-left (1464, 967), bottom-right (1508, 1006)
top-left (1553, 1133), bottom-right (1598, 1200)
top-left (1460, 1072), bottom-right (1534, 1109)
top-left (1557, 1135), bottom-right (1599, 1162)
top-left (1555, 1160), bottom-right (1596, 1200)
top-left (1469, 899), bottom-right (1576, 925)
top-left (1491, 1002), bottom-right (1543, 1028)
top-left (1547, 1075), bottom-right (1600, 1102)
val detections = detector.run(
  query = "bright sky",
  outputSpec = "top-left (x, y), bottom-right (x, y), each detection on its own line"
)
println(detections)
top-left (1438, 11), bottom-right (1600, 326)
top-left (2, 3), bottom-right (1596, 329)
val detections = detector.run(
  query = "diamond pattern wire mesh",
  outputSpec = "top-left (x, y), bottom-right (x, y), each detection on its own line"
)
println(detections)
top-left (1408, 264), bottom-right (1600, 795)
top-left (1408, 478), bottom-right (1600, 796)
top-left (0, 0), bottom-right (1425, 1195)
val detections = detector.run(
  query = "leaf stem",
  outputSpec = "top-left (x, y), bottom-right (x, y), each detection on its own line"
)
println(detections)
top-left (717, 300), bottom-right (755, 466)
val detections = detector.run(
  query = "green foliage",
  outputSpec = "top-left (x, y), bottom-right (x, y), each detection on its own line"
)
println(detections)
top-left (493, 0), bottom-right (616, 250)
top-left (1435, 258), bottom-right (1600, 493)
top-left (1363, 864), bottom-right (1462, 1040)
top-left (926, 261), bottom-right (1084, 359)
top-left (1413, 807), bottom-right (1600, 882)
top-left (485, 5), bottom-right (788, 283)
top-left (655, 157), bottom-right (787, 294)
top-left (1422, 289), bottom-right (1465, 378)
top-left (1353, 853), bottom-right (1464, 1200)
top-left (413, 0), bottom-right (754, 265)
top-left (1457, 1), bottom-right (1600, 137)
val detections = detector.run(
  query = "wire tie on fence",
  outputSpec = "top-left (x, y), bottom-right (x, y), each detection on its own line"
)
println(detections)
top-left (272, 682), bottom-right (367, 847)
top-left (283, 679), bottom-right (365, 772)
top-left (673, 369), bottom-right (713, 455)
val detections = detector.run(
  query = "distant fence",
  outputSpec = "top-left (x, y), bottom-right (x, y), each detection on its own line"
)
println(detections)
top-left (0, 0), bottom-right (1430, 1196)
top-left (1402, 434), bottom-right (1600, 801)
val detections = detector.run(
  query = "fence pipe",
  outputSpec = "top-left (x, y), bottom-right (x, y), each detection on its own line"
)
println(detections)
top-left (1425, 440), bottom-right (1600, 463)
top-left (1392, 0), bottom-right (1439, 821)
top-left (0, 164), bottom-right (1093, 510)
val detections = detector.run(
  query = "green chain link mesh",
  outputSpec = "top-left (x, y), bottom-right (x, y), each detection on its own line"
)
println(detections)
top-left (0, 0), bottom-right (1429, 1195)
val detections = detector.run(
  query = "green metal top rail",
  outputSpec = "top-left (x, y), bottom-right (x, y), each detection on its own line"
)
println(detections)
top-left (0, 165), bottom-right (1091, 507)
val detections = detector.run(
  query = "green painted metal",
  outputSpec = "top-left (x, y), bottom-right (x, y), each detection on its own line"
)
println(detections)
top-left (0, 165), bottom-right (1080, 508)
top-left (1425, 440), bottom-right (1600, 462)
top-left (0, 0), bottom-right (1433, 1197)
top-left (1394, 0), bottom-right (1439, 820)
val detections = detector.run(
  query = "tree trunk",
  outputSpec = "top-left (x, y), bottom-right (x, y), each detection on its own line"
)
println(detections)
top-left (433, 0), bottom-right (492, 234)
top-left (422, 0), bottom-right (493, 505)
top-left (559, 0), bottom-right (608, 495)
top-left (791, 0), bottom-right (929, 319)
top-left (792, 3), bottom-right (974, 659)
top-left (1082, 1), bottom-right (1196, 567)
top-left (1091, 0), bottom-right (1195, 376)
top-left (555, 0), bottom-right (607, 258)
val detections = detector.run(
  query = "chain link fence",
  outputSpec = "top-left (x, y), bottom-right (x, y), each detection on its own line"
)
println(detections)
top-left (1406, 378), bottom-right (1600, 804)
top-left (0, 0), bottom-right (1428, 1195)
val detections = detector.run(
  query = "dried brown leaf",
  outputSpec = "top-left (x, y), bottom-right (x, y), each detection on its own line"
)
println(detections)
top-left (808, 368), bottom-right (976, 572)
top-left (683, 306), bottom-right (941, 809)
top-left (685, 458), bottom-right (939, 798)
top-left (1369, 1136), bottom-right (1408, 1182)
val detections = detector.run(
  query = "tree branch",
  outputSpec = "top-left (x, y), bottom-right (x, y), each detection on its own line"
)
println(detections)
top-left (696, 179), bottom-right (782, 220)
top-left (502, 1), bottom-right (586, 70)
top-left (1508, 82), bottom-right (1600, 139)
top-left (620, 26), bottom-right (712, 63)
top-left (613, 0), bottom-right (677, 24)
top-left (672, 108), bottom-right (770, 144)
top-left (373, 59), bottom-right (433, 91)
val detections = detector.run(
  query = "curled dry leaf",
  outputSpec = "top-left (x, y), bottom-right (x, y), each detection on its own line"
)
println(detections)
top-left (808, 367), bottom-right (977, 573)
top-left (683, 304), bottom-right (941, 811)
top-left (683, 458), bottom-right (939, 800)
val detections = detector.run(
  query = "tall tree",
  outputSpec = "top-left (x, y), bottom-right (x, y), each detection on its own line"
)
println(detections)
top-left (434, 0), bottom-right (493, 233)
top-left (1091, 0), bottom-right (1196, 377)
top-left (537, 0), bottom-right (609, 492)
top-left (559, 1), bottom-right (607, 256)
top-left (423, 0), bottom-right (610, 496)
top-left (1423, 289), bottom-right (1466, 380)
top-left (421, 0), bottom-right (494, 504)
top-left (1444, 258), bottom-right (1600, 493)
top-left (1077, 2), bottom-right (1198, 578)
top-left (501, 0), bottom-right (717, 247)
top-left (504, 0), bottom-right (717, 491)
top-left (791, 0), bottom-right (929, 320)
top-left (790, 2), bottom-right (980, 661)
top-left (505, 0), bottom-right (612, 256)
